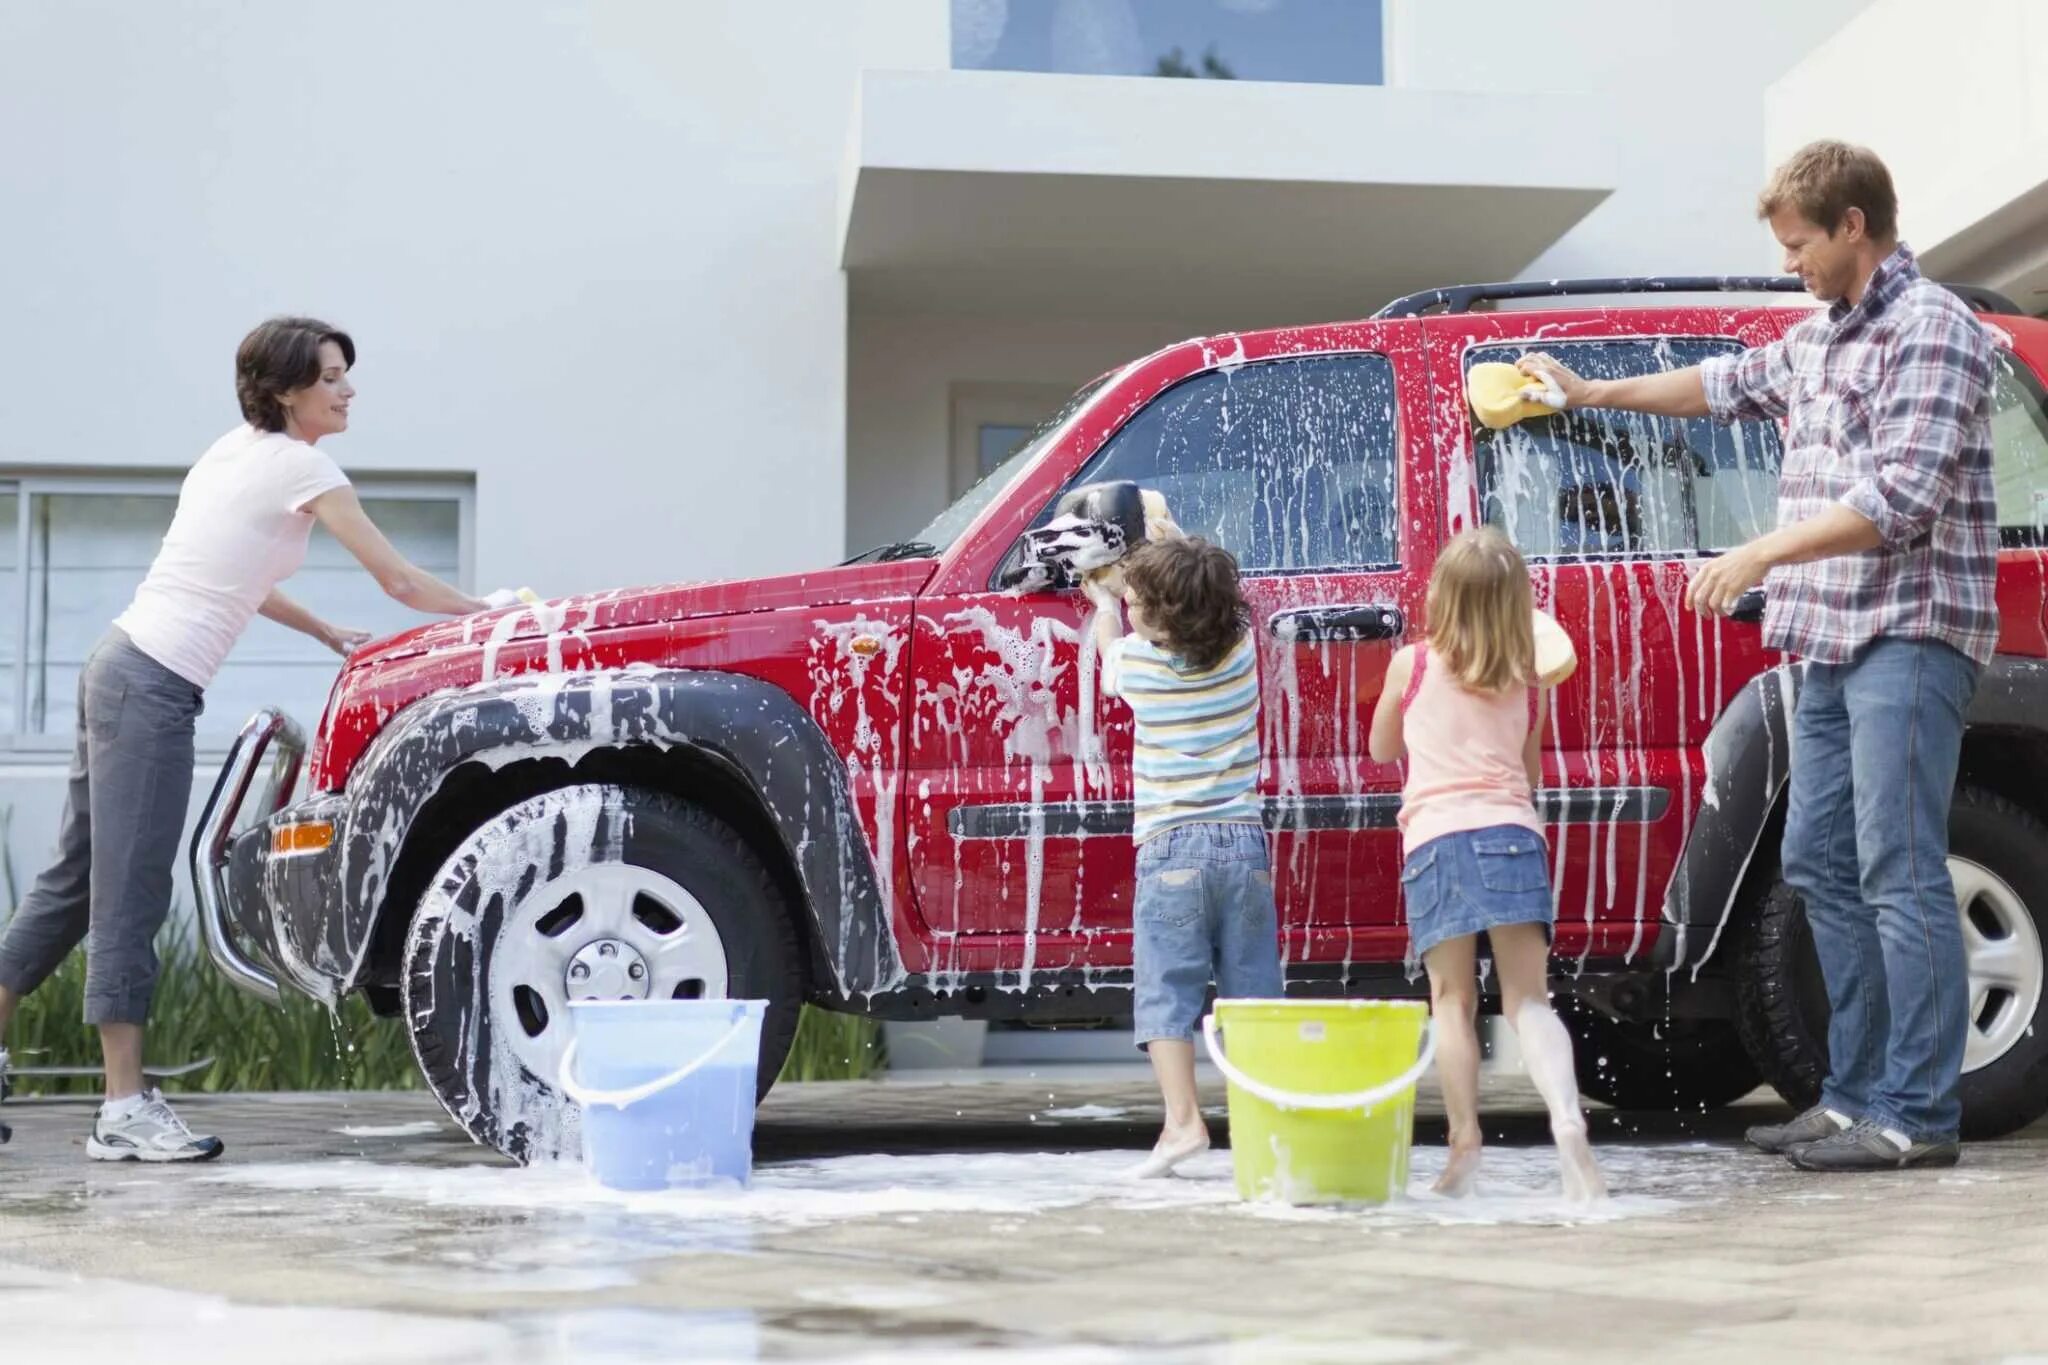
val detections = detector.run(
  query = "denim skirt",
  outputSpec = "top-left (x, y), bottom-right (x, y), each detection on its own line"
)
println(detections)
top-left (1399, 824), bottom-right (1554, 962)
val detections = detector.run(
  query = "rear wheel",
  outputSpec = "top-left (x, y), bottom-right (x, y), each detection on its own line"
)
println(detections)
top-left (1563, 1003), bottom-right (1763, 1112)
top-left (401, 784), bottom-right (805, 1162)
top-left (1731, 788), bottom-right (2048, 1140)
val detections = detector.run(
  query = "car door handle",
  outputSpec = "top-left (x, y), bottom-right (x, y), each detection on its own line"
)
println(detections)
top-left (1728, 588), bottom-right (1766, 624)
top-left (1268, 604), bottom-right (1406, 643)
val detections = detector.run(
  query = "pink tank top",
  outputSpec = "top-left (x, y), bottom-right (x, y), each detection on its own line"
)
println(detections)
top-left (1397, 647), bottom-right (1543, 855)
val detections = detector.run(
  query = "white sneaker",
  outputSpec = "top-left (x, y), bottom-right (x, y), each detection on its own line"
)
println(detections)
top-left (86, 1088), bottom-right (224, 1163)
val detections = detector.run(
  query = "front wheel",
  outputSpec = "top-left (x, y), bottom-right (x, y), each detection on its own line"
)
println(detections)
top-left (1730, 787), bottom-right (2048, 1141)
top-left (401, 784), bottom-right (805, 1162)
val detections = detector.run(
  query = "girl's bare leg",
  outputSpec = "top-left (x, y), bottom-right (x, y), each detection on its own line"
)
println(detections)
top-left (1491, 923), bottom-right (1606, 1202)
top-left (1422, 936), bottom-right (1483, 1196)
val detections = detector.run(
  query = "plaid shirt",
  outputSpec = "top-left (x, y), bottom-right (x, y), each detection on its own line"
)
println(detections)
top-left (1701, 244), bottom-right (1999, 666)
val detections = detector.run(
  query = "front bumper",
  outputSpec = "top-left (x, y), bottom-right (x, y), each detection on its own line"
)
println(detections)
top-left (192, 710), bottom-right (347, 1005)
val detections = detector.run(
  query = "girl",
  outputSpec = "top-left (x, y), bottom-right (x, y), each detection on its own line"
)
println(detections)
top-left (1368, 527), bottom-right (1606, 1201)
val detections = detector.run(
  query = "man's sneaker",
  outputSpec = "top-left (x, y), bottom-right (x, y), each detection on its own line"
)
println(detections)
top-left (1786, 1118), bottom-right (1959, 1172)
top-left (85, 1088), bottom-right (224, 1163)
top-left (1746, 1104), bottom-right (1852, 1154)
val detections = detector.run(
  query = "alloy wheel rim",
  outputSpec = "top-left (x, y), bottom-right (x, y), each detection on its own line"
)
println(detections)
top-left (487, 862), bottom-right (730, 1087)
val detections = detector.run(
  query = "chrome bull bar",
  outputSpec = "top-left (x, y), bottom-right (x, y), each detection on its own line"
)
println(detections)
top-left (189, 708), bottom-right (306, 1006)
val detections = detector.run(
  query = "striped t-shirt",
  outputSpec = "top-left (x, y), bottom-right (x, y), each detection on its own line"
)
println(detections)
top-left (1111, 631), bottom-right (1262, 844)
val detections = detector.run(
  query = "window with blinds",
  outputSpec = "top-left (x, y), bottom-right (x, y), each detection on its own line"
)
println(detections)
top-left (0, 478), bottom-right (470, 746)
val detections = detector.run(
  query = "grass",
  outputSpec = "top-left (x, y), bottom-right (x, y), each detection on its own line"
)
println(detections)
top-left (783, 998), bottom-right (887, 1082)
top-left (6, 923), bottom-right (884, 1094)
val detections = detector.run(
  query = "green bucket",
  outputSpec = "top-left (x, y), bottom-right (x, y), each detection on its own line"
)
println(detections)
top-left (1202, 999), bottom-right (1435, 1205)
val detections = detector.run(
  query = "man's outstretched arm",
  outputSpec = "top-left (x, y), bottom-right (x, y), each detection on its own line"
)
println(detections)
top-left (1519, 354), bottom-right (1711, 418)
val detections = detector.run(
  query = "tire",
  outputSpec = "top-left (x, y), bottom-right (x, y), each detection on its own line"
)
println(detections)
top-left (401, 784), bottom-right (805, 1163)
top-left (1562, 1002), bottom-right (1763, 1112)
top-left (1731, 787), bottom-right (2048, 1141)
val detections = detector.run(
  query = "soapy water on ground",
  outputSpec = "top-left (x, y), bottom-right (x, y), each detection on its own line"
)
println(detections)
top-left (204, 1141), bottom-right (1755, 1231)
top-left (1039, 1104), bottom-right (1130, 1121)
top-left (335, 1121), bottom-right (446, 1138)
top-left (4, 1252), bottom-right (1466, 1365)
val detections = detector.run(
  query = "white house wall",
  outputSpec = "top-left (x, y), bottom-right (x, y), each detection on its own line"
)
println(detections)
top-left (1385, 0), bottom-right (1876, 278)
top-left (1766, 0), bottom-right (2048, 309)
top-left (0, 0), bottom-right (942, 600)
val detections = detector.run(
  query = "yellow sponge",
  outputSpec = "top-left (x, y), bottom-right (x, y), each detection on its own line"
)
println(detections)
top-left (1469, 362), bottom-right (1565, 430)
top-left (1533, 608), bottom-right (1576, 687)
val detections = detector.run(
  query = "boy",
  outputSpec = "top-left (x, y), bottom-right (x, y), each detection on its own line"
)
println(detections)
top-left (1086, 536), bottom-right (1282, 1178)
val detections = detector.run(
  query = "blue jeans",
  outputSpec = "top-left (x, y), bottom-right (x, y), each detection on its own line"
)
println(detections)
top-left (1132, 822), bottom-right (1284, 1048)
top-left (1783, 637), bottom-right (1979, 1141)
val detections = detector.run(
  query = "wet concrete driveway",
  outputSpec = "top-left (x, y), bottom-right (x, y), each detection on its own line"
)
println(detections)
top-left (3, 1069), bottom-right (2046, 1363)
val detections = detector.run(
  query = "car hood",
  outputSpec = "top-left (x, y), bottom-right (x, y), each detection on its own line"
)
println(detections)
top-left (348, 558), bottom-right (937, 669)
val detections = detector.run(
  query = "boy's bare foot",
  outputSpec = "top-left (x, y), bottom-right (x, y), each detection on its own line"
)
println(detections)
top-left (1556, 1125), bottom-right (1607, 1203)
top-left (1126, 1125), bottom-right (1211, 1179)
top-left (1433, 1141), bottom-right (1482, 1196)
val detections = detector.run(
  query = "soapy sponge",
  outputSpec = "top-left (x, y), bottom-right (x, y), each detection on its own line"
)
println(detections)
top-left (1533, 607), bottom-right (1576, 687)
top-left (1469, 362), bottom-right (1566, 430)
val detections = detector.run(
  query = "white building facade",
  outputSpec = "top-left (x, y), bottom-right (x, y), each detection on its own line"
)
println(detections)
top-left (0, 0), bottom-right (2032, 908)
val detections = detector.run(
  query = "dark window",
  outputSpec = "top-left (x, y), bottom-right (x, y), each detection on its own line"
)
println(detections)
top-left (1992, 350), bottom-right (2048, 546)
top-left (952, 0), bottom-right (1383, 87)
top-left (1469, 339), bottom-right (1783, 559)
top-left (1033, 353), bottom-right (1401, 573)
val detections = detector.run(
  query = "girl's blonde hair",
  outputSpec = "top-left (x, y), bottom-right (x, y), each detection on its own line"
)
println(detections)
top-left (1424, 526), bottom-right (1535, 692)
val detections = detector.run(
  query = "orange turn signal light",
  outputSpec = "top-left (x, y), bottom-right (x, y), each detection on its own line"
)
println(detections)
top-left (271, 822), bottom-right (335, 857)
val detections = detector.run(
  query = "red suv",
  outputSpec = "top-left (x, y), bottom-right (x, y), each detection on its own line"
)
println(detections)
top-left (196, 277), bottom-right (2048, 1161)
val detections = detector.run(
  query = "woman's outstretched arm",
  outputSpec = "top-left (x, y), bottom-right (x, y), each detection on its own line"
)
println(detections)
top-left (309, 486), bottom-right (487, 615)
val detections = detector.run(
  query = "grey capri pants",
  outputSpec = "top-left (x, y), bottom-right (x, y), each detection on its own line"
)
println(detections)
top-left (0, 629), bottom-right (202, 1024)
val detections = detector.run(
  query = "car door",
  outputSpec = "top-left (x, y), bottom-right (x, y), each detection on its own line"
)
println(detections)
top-left (1424, 311), bottom-right (1788, 963)
top-left (903, 332), bottom-right (1435, 983)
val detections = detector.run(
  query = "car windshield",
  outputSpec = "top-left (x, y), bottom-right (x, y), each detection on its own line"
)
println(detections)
top-left (908, 377), bottom-right (1111, 552)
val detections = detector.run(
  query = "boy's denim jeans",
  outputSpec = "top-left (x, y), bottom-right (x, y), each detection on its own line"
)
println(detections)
top-left (1131, 822), bottom-right (1284, 1048)
top-left (1782, 637), bottom-right (1979, 1141)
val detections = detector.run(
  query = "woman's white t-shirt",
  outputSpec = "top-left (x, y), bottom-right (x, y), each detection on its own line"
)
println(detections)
top-left (114, 424), bottom-right (352, 688)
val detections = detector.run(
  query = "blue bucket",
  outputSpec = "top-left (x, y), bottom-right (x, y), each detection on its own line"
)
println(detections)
top-left (558, 998), bottom-right (766, 1191)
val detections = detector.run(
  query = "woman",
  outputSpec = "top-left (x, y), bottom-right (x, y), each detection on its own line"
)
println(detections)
top-left (0, 317), bottom-right (489, 1161)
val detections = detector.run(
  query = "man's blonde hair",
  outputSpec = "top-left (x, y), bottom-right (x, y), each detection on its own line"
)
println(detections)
top-left (1757, 139), bottom-right (1898, 241)
top-left (1425, 526), bottom-right (1535, 692)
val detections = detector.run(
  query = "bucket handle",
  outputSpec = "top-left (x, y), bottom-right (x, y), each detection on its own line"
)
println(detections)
top-left (557, 1014), bottom-right (754, 1110)
top-left (1200, 1013), bottom-right (1436, 1113)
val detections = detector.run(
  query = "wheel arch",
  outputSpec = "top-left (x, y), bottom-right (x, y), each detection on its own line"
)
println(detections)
top-left (332, 669), bottom-right (896, 1012)
top-left (1657, 654), bottom-right (2048, 975)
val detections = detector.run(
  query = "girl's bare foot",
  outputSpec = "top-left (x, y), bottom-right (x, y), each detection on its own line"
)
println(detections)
top-left (1433, 1140), bottom-right (1482, 1196)
top-left (1556, 1125), bottom-right (1607, 1203)
top-left (1127, 1124), bottom-right (1211, 1179)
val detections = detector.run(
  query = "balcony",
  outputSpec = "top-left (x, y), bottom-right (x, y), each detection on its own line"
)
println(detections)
top-left (840, 68), bottom-right (1619, 325)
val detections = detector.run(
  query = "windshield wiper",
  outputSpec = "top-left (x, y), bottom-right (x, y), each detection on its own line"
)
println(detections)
top-left (840, 540), bottom-right (938, 566)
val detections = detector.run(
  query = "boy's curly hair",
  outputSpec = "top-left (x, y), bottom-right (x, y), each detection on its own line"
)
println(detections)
top-left (1121, 537), bottom-right (1250, 671)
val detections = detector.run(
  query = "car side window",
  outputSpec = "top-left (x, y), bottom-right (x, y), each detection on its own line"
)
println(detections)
top-left (1992, 349), bottom-right (2048, 546)
top-left (1469, 339), bottom-right (1783, 559)
top-left (1037, 354), bottom-right (1401, 573)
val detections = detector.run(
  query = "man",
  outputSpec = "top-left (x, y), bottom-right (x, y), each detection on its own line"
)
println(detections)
top-left (1522, 140), bottom-right (1997, 1171)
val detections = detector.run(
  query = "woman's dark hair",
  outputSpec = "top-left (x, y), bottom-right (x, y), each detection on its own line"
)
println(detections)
top-left (1121, 537), bottom-right (1250, 671)
top-left (236, 317), bottom-right (355, 432)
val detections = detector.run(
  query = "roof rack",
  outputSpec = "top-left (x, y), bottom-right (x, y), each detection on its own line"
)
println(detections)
top-left (1372, 275), bottom-right (2023, 319)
